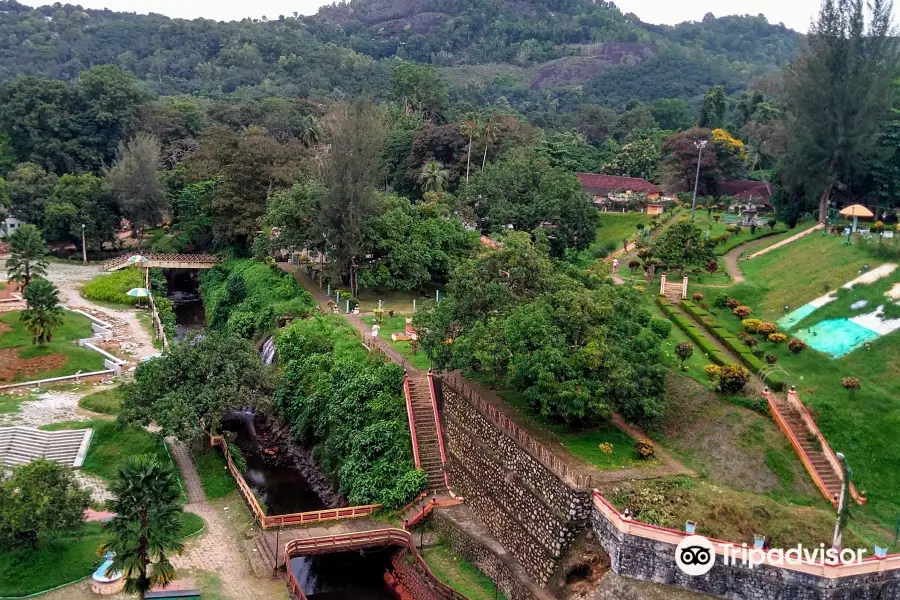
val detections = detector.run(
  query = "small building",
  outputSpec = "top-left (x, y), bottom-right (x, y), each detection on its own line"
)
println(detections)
top-left (576, 173), bottom-right (661, 209)
top-left (1, 216), bottom-right (24, 239)
top-left (647, 203), bottom-right (664, 216)
top-left (719, 180), bottom-right (774, 211)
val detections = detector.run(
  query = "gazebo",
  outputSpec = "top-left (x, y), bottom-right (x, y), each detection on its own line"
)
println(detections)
top-left (839, 204), bottom-right (874, 233)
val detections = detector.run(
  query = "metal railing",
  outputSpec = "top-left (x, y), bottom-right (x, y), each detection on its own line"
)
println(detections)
top-left (285, 528), bottom-right (471, 600)
top-left (209, 436), bottom-right (381, 529)
top-left (102, 252), bottom-right (219, 271)
top-left (440, 372), bottom-right (593, 490)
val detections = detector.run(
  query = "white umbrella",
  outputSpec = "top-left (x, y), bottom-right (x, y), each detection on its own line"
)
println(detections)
top-left (127, 255), bottom-right (150, 265)
top-left (127, 287), bottom-right (151, 307)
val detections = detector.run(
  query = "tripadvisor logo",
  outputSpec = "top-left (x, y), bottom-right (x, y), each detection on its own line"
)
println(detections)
top-left (675, 535), bottom-right (868, 576)
top-left (676, 536), bottom-right (716, 576)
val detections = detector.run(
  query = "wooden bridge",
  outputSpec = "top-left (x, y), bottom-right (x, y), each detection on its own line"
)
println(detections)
top-left (103, 253), bottom-right (219, 272)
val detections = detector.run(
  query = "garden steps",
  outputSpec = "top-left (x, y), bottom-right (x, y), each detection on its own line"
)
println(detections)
top-left (406, 374), bottom-right (449, 493)
top-left (0, 426), bottom-right (93, 468)
top-left (764, 391), bottom-right (866, 506)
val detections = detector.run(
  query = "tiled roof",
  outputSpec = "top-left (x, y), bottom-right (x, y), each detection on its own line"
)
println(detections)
top-left (720, 180), bottom-right (772, 200)
top-left (576, 173), bottom-right (661, 195)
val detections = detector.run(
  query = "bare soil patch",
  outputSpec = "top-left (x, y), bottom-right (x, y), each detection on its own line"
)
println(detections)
top-left (0, 322), bottom-right (11, 335)
top-left (0, 347), bottom-right (68, 382)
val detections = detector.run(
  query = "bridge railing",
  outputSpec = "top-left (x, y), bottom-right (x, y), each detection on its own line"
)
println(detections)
top-left (285, 528), bottom-right (471, 600)
top-left (148, 293), bottom-right (170, 353)
top-left (102, 252), bottom-right (219, 271)
top-left (209, 435), bottom-right (380, 529)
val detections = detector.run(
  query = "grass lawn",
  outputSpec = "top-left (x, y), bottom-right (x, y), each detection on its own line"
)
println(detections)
top-left (0, 392), bottom-right (30, 414)
top-left (81, 268), bottom-right (145, 306)
top-left (356, 285), bottom-right (441, 314)
top-left (40, 420), bottom-right (172, 484)
top-left (0, 513), bottom-right (204, 597)
top-left (647, 301), bottom-right (714, 386)
top-left (422, 543), bottom-right (507, 600)
top-left (78, 388), bottom-right (123, 414)
top-left (486, 385), bottom-right (660, 471)
top-left (361, 313), bottom-right (432, 371)
top-left (0, 311), bottom-right (107, 382)
top-left (192, 444), bottom-right (237, 499)
top-left (688, 211), bottom-right (788, 256)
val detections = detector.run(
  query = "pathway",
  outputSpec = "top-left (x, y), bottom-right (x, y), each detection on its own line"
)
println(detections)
top-left (723, 223), bottom-right (825, 284)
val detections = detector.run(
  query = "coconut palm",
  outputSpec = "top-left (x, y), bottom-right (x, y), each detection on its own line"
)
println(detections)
top-left (480, 116), bottom-right (501, 171)
top-left (419, 161), bottom-right (450, 193)
top-left (99, 455), bottom-right (185, 600)
top-left (6, 224), bottom-right (49, 291)
top-left (459, 120), bottom-right (480, 184)
top-left (20, 278), bottom-right (64, 346)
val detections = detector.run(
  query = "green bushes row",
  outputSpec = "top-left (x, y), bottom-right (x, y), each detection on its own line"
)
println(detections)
top-left (82, 269), bottom-right (144, 305)
top-left (656, 298), bottom-right (729, 365)
top-left (679, 299), bottom-right (784, 391)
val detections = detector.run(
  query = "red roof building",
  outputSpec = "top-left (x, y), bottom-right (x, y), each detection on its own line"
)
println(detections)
top-left (576, 173), bottom-right (661, 206)
top-left (719, 180), bottom-right (773, 205)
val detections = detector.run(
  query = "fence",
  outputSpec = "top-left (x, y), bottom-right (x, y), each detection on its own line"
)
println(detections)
top-left (209, 435), bottom-right (380, 529)
top-left (285, 528), bottom-right (471, 600)
top-left (440, 372), bottom-right (593, 490)
top-left (148, 294), bottom-right (170, 353)
top-left (102, 253), bottom-right (219, 271)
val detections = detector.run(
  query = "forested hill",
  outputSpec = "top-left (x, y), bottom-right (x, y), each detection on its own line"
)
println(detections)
top-left (0, 0), bottom-right (800, 114)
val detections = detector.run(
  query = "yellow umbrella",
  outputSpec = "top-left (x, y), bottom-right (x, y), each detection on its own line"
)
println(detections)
top-left (839, 204), bottom-right (874, 233)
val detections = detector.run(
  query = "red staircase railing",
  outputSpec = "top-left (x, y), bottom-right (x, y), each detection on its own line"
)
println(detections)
top-left (427, 370), bottom-right (451, 490)
top-left (403, 374), bottom-right (421, 469)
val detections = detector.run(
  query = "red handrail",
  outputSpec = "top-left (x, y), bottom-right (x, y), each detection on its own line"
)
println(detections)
top-left (403, 374), bottom-right (421, 469)
top-left (426, 370), bottom-right (450, 490)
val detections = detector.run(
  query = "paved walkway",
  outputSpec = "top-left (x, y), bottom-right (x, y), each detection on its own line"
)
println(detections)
top-left (168, 439), bottom-right (206, 504)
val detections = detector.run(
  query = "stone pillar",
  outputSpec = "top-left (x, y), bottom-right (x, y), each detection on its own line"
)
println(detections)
top-left (682, 276), bottom-right (689, 299)
top-left (659, 273), bottom-right (667, 296)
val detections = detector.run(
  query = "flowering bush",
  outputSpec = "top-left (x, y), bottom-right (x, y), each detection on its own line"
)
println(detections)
top-left (693, 293), bottom-right (704, 301)
top-left (874, 221), bottom-right (885, 233)
top-left (718, 364), bottom-right (750, 393)
top-left (788, 338), bottom-right (807, 354)
top-left (635, 438), bottom-right (655, 459)
top-left (675, 342), bottom-right (694, 369)
top-left (633, 285), bottom-right (645, 293)
top-left (733, 305), bottom-right (752, 318)
top-left (768, 333), bottom-right (788, 344)
top-left (598, 442), bottom-right (614, 456)
top-left (705, 259), bottom-right (719, 274)
top-left (725, 298), bottom-right (740, 309)
top-left (742, 318), bottom-right (763, 333)
top-left (842, 377), bottom-right (861, 391)
top-left (743, 336), bottom-right (759, 348)
top-left (704, 364), bottom-right (721, 381)
top-left (766, 354), bottom-right (778, 364)
top-left (756, 322), bottom-right (777, 336)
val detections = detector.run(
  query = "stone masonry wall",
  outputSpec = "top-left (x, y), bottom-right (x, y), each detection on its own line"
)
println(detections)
top-left (433, 510), bottom-right (542, 600)
top-left (446, 418), bottom-right (583, 557)
top-left (390, 551), bottom-right (442, 600)
top-left (592, 505), bottom-right (900, 600)
top-left (441, 385), bottom-right (591, 585)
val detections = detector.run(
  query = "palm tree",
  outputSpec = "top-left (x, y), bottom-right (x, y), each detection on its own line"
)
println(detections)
top-left (419, 161), bottom-right (450, 193)
top-left (6, 224), bottom-right (49, 291)
top-left (100, 455), bottom-right (185, 600)
top-left (300, 115), bottom-right (322, 148)
top-left (459, 120), bottom-right (480, 184)
top-left (480, 116), bottom-right (501, 171)
top-left (21, 278), bottom-right (64, 346)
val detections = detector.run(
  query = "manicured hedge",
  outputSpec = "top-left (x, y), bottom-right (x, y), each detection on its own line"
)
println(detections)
top-left (656, 297), bottom-right (729, 365)
top-left (679, 299), bottom-right (785, 391)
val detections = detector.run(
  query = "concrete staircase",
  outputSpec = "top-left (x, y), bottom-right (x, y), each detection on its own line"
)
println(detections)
top-left (0, 426), bottom-right (93, 468)
top-left (247, 532), bottom-right (278, 579)
top-left (406, 374), bottom-right (448, 493)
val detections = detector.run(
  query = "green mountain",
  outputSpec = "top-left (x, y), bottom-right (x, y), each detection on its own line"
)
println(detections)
top-left (0, 0), bottom-right (800, 113)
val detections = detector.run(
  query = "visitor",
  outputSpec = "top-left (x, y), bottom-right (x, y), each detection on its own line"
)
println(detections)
top-left (612, 258), bottom-right (620, 272)
top-left (371, 323), bottom-right (380, 338)
top-left (623, 239), bottom-right (629, 252)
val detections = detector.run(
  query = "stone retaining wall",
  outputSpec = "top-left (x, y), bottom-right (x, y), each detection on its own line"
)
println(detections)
top-left (433, 511), bottom-right (541, 600)
top-left (441, 386), bottom-right (590, 585)
top-left (390, 551), bottom-right (442, 600)
top-left (592, 502), bottom-right (900, 600)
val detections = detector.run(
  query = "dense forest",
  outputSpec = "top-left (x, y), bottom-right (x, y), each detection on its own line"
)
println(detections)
top-left (0, 0), bottom-right (799, 118)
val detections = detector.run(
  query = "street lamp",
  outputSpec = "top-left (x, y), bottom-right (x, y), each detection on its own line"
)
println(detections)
top-left (690, 139), bottom-right (708, 221)
top-left (81, 224), bottom-right (87, 265)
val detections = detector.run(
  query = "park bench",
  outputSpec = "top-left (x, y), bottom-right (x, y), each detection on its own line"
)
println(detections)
top-left (145, 590), bottom-right (201, 599)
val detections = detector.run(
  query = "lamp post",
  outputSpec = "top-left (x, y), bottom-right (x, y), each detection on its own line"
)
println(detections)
top-left (690, 139), bottom-right (708, 221)
top-left (81, 224), bottom-right (87, 265)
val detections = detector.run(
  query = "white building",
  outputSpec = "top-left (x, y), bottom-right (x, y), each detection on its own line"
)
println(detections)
top-left (0, 216), bottom-right (23, 239)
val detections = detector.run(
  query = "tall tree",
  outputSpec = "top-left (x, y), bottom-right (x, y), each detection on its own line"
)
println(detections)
top-left (697, 86), bottom-right (728, 129)
top-left (100, 455), bottom-right (184, 600)
top-left (783, 0), bottom-right (900, 222)
top-left (106, 133), bottom-right (166, 246)
top-left (419, 161), bottom-right (450, 193)
top-left (21, 278), bottom-right (64, 346)
top-left (44, 173), bottom-right (120, 249)
top-left (321, 101), bottom-right (384, 298)
top-left (390, 62), bottom-right (448, 121)
top-left (460, 120), bottom-right (479, 184)
top-left (7, 162), bottom-right (57, 227)
top-left (6, 223), bottom-right (49, 290)
top-left (0, 458), bottom-right (90, 549)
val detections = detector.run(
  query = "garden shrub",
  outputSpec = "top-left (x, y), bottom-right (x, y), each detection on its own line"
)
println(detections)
top-left (788, 339), bottom-right (807, 354)
top-left (742, 319), bottom-right (763, 333)
top-left (704, 364), bottom-right (721, 380)
top-left (713, 292), bottom-right (730, 308)
top-left (83, 269), bottom-right (144, 305)
top-left (692, 293), bottom-right (704, 301)
top-left (717, 364), bottom-right (750, 393)
top-left (725, 298), bottom-right (740, 309)
top-left (635, 438), bottom-right (655, 459)
top-left (766, 354), bottom-right (777, 364)
top-left (650, 318), bottom-right (673, 339)
top-left (768, 333), bottom-right (787, 344)
top-left (756, 322), bottom-right (777, 336)
top-left (657, 299), bottom-right (728, 365)
top-left (733, 305), bottom-right (752, 318)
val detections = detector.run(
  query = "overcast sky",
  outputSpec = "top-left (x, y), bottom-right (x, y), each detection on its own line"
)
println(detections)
top-left (20, 0), bottom-right (825, 32)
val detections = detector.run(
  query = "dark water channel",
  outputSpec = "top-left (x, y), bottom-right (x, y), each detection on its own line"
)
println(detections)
top-left (163, 269), bottom-right (205, 339)
top-left (219, 412), bottom-right (399, 600)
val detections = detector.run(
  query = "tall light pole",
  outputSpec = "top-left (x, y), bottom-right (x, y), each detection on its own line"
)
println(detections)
top-left (81, 224), bottom-right (87, 265)
top-left (690, 139), bottom-right (708, 221)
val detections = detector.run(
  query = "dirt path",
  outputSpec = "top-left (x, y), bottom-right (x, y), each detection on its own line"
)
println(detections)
top-left (722, 236), bottom-right (774, 284)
